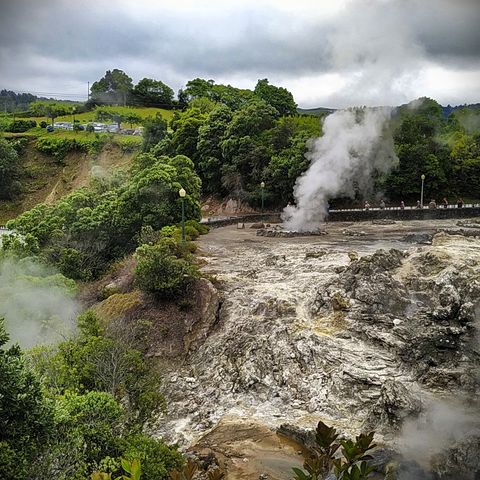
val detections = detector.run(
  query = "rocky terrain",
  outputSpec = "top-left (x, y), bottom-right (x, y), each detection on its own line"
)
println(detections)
top-left (156, 219), bottom-right (480, 479)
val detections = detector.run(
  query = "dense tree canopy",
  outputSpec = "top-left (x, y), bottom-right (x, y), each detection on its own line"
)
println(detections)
top-left (30, 101), bottom-right (73, 125)
top-left (8, 154), bottom-right (201, 280)
top-left (132, 78), bottom-right (174, 107)
top-left (254, 78), bottom-right (297, 116)
top-left (0, 138), bottom-right (22, 200)
top-left (90, 69), bottom-right (134, 106)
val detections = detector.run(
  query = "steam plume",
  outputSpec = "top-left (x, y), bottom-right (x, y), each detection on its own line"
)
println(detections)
top-left (282, 107), bottom-right (397, 231)
top-left (396, 399), bottom-right (480, 478)
top-left (0, 257), bottom-right (77, 348)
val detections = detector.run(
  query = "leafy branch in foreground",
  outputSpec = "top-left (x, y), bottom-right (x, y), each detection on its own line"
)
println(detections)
top-left (292, 421), bottom-right (379, 480)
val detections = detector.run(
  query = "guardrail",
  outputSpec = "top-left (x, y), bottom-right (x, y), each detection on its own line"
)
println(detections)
top-left (201, 206), bottom-right (480, 226)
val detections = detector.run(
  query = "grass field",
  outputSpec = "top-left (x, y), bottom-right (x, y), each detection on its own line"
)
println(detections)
top-left (21, 105), bottom-right (175, 127)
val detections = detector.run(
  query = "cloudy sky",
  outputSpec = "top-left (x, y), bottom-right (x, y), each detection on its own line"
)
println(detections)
top-left (1, 0), bottom-right (479, 108)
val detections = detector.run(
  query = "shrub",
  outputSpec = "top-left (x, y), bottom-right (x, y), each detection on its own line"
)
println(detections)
top-left (40, 121), bottom-right (48, 128)
top-left (134, 240), bottom-right (199, 299)
top-left (35, 137), bottom-right (77, 160)
top-left (5, 119), bottom-right (36, 133)
top-left (121, 434), bottom-right (183, 480)
top-left (186, 219), bottom-right (209, 235)
top-left (292, 421), bottom-right (378, 480)
top-left (86, 124), bottom-right (95, 133)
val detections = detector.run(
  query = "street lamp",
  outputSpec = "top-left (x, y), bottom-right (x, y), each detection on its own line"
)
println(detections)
top-left (420, 174), bottom-right (425, 208)
top-left (179, 187), bottom-right (186, 242)
top-left (260, 181), bottom-right (265, 214)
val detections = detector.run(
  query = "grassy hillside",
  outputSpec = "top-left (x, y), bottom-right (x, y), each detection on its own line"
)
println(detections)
top-left (22, 105), bottom-right (175, 127)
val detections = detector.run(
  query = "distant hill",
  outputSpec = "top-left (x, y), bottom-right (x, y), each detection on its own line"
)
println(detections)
top-left (297, 106), bottom-right (336, 116)
top-left (441, 103), bottom-right (480, 117)
top-left (298, 103), bottom-right (480, 118)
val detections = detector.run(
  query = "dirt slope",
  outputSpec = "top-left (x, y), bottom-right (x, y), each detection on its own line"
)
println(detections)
top-left (0, 140), bottom-right (137, 223)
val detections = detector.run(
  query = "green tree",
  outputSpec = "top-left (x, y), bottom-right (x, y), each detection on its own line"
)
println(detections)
top-left (196, 105), bottom-right (233, 195)
top-left (0, 318), bottom-right (55, 479)
top-left (91, 69), bottom-right (133, 106)
top-left (30, 101), bottom-right (73, 126)
top-left (132, 78), bottom-right (174, 107)
top-left (254, 78), bottom-right (297, 116)
top-left (170, 108), bottom-right (207, 161)
top-left (0, 138), bottom-right (22, 200)
top-left (142, 114), bottom-right (168, 152)
top-left (134, 239), bottom-right (199, 299)
top-left (219, 100), bottom-right (277, 199)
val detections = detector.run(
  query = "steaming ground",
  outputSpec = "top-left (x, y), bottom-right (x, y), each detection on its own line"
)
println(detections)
top-left (157, 218), bottom-right (480, 479)
top-left (0, 257), bottom-right (77, 348)
top-left (283, 107), bottom-right (397, 231)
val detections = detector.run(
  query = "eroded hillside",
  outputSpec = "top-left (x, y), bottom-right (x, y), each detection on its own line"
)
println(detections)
top-left (0, 140), bottom-right (137, 223)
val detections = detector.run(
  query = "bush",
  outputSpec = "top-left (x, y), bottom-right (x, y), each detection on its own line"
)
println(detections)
top-left (40, 121), bottom-right (48, 128)
top-left (5, 119), bottom-right (36, 133)
top-left (35, 137), bottom-right (77, 160)
top-left (121, 434), bottom-right (184, 480)
top-left (134, 240), bottom-right (199, 299)
top-left (186, 219), bottom-right (209, 235)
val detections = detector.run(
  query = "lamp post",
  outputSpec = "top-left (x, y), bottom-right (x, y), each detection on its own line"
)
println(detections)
top-left (420, 174), bottom-right (425, 208)
top-left (260, 181), bottom-right (265, 214)
top-left (179, 187), bottom-right (186, 242)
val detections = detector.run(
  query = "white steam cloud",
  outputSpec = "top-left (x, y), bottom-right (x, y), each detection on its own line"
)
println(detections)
top-left (396, 398), bottom-right (480, 477)
top-left (0, 257), bottom-right (77, 348)
top-left (282, 107), bottom-right (397, 231)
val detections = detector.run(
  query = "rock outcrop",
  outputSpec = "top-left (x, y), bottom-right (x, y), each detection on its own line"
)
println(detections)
top-left (158, 228), bottom-right (480, 477)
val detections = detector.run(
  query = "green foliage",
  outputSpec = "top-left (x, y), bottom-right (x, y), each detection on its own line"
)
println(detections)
top-left (292, 421), bottom-right (379, 480)
top-left (384, 98), bottom-right (480, 200)
top-left (0, 318), bottom-right (55, 479)
top-left (0, 233), bottom-right (40, 258)
top-left (254, 78), bottom-right (297, 117)
top-left (8, 154), bottom-right (201, 280)
top-left (132, 78), bottom-right (174, 107)
top-left (142, 113), bottom-right (168, 152)
top-left (122, 436), bottom-right (183, 480)
top-left (179, 78), bottom-right (254, 110)
top-left (35, 135), bottom-right (104, 160)
top-left (30, 100), bottom-right (72, 125)
top-left (120, 457), bottom-right (142, 480)
top-left (171, 108), bottom-right (208, 160)
top-left (91, 69), bottom-right (134, 106)
top-left (134, 238), bottom-right (199, 299)
top-left (29, 310), bottom-right (165, 428)
top-left (5, 119), bottom-right (37, 132)
top-left (0, 137), bottom-right (22, 199)
top-left (57, 390), bottom-right (124, 466)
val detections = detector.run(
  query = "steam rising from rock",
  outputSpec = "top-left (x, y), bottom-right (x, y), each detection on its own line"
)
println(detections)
top-left (396, 399), bottom-right (480, 478)
top-left (0, 257), bottom-right (77, 348)
top-left (282, 107), bottom-right (397, 231)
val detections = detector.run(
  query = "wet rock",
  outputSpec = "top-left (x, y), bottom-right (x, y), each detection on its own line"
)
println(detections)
top-left (277, 424), bottom-right (316, 452)
top-left (348, 250), bottom-right (359, 262)
top-left (363, 380), bottom-right (422, 432)
top-left (342, 229), bottom-right (367, 236)
top-left (305, 249), bottom-right (328, 259)
top-left (401, 233), bottom-right (433, 244)
top-left (330, 292), bottom-right (350, 311)
top-left (431, 432), bottom-right (480, 480)
top-left (372, 219), bottom-right (396, 225)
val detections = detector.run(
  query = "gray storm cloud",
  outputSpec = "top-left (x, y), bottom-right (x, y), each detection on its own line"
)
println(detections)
top-left (282, 107), bottom-right (396, 231)
top-left (0, 0), bottom-right (479, 107)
